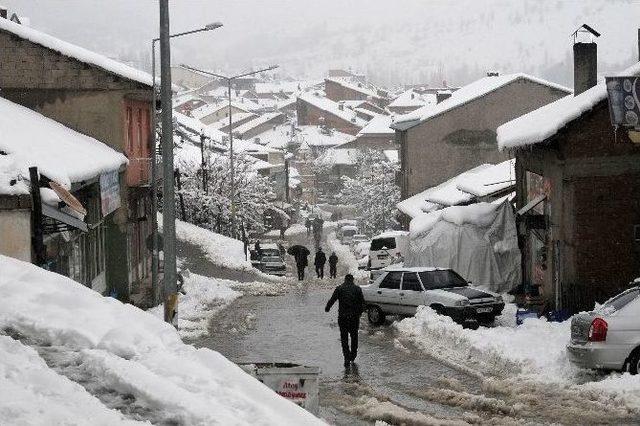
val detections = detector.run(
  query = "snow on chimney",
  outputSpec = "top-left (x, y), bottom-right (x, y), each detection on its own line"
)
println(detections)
top-left (572, 24), bottom-right (600, 96)
top-left (338, 101), bottom-right (344, 111)
top-left (0, 6), bottom-right (7, 19)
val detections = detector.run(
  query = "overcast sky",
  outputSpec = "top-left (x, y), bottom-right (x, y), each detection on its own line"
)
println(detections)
top-left (2, 0), bottom-right (638, 87)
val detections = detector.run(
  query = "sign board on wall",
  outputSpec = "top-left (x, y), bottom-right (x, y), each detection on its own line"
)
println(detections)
top-left (606, 76), bottom-right (640, 128)
top-left (100, 170), bottom-right (121, 217)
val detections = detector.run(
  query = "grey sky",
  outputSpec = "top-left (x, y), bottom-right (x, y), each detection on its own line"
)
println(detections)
top-left (2, 0), bottom-right (638, 87)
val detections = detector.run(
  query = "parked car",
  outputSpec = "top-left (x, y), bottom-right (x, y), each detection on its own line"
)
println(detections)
top-left (567, 285), bottom-right (640, 373)
top-left (361, 266), bottom-right (504, 326)
top-left (350, 234), bottom-right (369, 249)
top-left (339, 225), bottom-right (358, 245)
top-left (260, 255), bottom-right (287, 276)
top-left (337, 219), bottom-right (358, 230)
top-left (368, 231), bottom-right (409, 279)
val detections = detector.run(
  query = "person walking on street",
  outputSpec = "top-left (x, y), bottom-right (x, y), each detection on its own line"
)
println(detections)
top-left (305, 218), bottom-right (312, 237)
top-left (294, 248), bottom-right (309, 281)
top-left (328, 251), bottom-right (338, 279)
top-left (314, 248), bottom-right (327, 279)
top-left (325, 274), bottom-right (365, 368)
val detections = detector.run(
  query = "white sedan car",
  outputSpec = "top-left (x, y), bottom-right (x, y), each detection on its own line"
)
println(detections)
top-left (567, 286), bottom-right (640, 373)
top-left (361, 266), bottom-right (504, 326)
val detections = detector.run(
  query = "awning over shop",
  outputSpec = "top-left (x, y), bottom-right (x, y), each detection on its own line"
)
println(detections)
top-left (42, 203), bottom-right (88, 233)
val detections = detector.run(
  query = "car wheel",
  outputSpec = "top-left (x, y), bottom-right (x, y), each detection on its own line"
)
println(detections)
top-left (367, 306), bottom-right (385, 326)
top-left (627, 349), bottom-right (640, 375)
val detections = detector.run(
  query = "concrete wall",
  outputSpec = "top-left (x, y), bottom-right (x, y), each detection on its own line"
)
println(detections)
top-left (400, 78), bottom-right (569, 199)
top-left (0, 205), bottom-right (31, 262)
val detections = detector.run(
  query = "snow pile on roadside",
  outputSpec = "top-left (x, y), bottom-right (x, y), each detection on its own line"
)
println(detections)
top-left (285, 223), bottom-right (307, 236)
top-left (396, 306), bottom-right (574, 380)
top-left (0, 335), bottom-right (142, 425)
top-left (326, 231), bottom-right (368, 280)
top-left (173, 218), bottom-right (250, 271)
top-left (0, 255), bottom-right (323, 425)
top-left (149, 272), bottom-right (241, 339)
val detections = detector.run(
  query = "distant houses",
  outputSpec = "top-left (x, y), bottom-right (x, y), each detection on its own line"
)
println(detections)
top-left (296, 93), bottom-right (367, 135)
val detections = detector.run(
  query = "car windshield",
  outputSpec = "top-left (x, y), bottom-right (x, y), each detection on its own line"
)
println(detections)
top-left (261, 249), bottom-right (280, 257)
top-left (597, 288), bottom-right (640, 315)
top-left (262, 256), bottom-right (281, 263)
top-left (419, 270), bottom-right (468, 290)
top-left (371, 237), bottom-right (396, 251)
top-left (343, 229), bottom-right (357, 237)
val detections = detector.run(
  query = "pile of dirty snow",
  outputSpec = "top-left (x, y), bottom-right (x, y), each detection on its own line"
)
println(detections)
top-left (0, 255), bottom-right (322, 425)
top-left (149, 271), bottom-right (241, 339)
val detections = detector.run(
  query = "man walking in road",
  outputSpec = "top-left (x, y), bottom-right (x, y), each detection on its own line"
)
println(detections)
top-left (294, 248), bottom-right (309, 281)
top-left (328, 251), bottom-right (338, 279)
top-left (325, 274), bottom-right (365, 368)
top-left (314, 248), bottom-right (326, 279)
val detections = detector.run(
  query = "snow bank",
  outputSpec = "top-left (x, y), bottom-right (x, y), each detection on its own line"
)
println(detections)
top-left (0, 255), bottom-right (322, 425)
top-left (0, 335), bottom-right (143, 425)
top-left (326, 231), bottom-right (368, 280)
top-left (409, 202), bottom-right (499, 236)
top-left (149, 272), bottom-right (241, 339)
top-left (396, 306), bottom-right (574, 381)
top-left (173, 217), bottom-right (250, 271)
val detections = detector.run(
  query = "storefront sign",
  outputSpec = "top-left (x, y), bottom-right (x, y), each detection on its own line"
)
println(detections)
top-left (100, 171), bottom-right (121, 216)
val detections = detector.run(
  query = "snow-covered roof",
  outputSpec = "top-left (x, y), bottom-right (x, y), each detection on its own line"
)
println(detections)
top-left (397, 164), bottom-right (493, 218)
top-left (191, 100), bottom-right (256, 120)
top-left (298, 93), bottom-right (367, 128)
top-left (325, 77), bottom-right (385, 100)
top-left (0, 18), bottom-right (152, 87)
top-left (319, 148), bottom-right (360, 166)
top-left (357, 114), bottom-right (395, 135)
top-left (234, 139), bottom-right (279, 155)
top-left (174, 111), bottom-right (227, 143)
top-left (209, 112), bottom-right (257, 130)
top-left (259, 124), bottom-right (354, 150)
top-left (455, 159), bottom-right (515, 197)
top-left (254, 80), bottom-right (320, 95)
top-left (497, 61), bottom-right (640, 150)
top-left (392, 73), bottom-right (571, 131)
top-left (384, 149), bottom-right (399, 163)
top-left (0, 96), bottom-right (127, 196)
top-left (409, 202), bottom-right (501, 236)
top-left (389, 89), bottom-right (437, 108)
top-left (233, 112), bottom-right (284, 136)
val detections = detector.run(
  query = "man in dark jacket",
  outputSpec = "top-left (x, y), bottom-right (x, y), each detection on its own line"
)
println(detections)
top-left (325, 274), bottom-right (365, 368)
top-left (294, 249), bottom-right (309, 281)
top-left (314, 248), bottom-right (327, 279)
top-left (328, 252), bottom-right (338, 279)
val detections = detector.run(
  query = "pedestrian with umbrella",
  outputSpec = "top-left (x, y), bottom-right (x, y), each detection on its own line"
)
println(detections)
top-left (287, 244), bottom-right (310, 281)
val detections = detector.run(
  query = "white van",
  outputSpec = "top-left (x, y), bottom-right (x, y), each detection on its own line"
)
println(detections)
top-left (368, 231), bottom-right (409, 278)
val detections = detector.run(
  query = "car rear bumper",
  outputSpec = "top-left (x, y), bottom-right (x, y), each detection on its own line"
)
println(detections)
top-left (566, 342), bottom-right (629, 371)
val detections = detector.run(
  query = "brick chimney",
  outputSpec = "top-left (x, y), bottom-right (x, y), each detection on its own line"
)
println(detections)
top-left (572, 24), bottom-right (600, 96)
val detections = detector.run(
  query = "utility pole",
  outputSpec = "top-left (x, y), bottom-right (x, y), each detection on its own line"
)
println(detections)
top-left (159, 0), bottom-right (177, 326)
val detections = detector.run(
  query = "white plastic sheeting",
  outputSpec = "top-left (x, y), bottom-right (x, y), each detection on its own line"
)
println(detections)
top-left (405, 201), bottom-right (521, 293)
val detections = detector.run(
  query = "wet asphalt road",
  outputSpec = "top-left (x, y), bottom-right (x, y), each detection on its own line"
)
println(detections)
top-left (186, 229), bottom-right (640, 425)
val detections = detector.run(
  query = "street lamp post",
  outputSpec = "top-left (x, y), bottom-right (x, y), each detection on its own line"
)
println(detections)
top-left (179, 64), bottom-right (279, 238)
top-left (151, 14), bottom-right (222, 319)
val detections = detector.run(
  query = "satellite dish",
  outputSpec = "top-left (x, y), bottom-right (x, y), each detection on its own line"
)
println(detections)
top-left (49, 181), bottom-right (87, 217)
